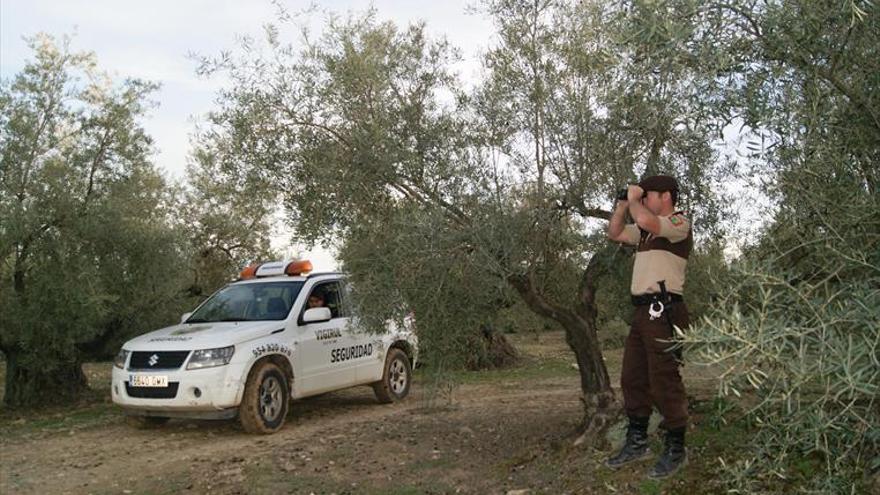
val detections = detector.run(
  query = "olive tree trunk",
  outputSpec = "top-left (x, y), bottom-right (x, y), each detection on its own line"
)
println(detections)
top-left (1, 344), bottom-right (89, 408)
top-left (466, 324), bottom-right (519, 370)
top-left (509, 246), bottom-right (624, 445)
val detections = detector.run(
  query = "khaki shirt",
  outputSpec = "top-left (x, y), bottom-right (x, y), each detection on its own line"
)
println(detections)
top-left (619, 212), bottom-right (692, 295)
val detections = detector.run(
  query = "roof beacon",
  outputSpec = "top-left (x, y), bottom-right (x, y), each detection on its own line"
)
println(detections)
top-left (285, 260), bottom-right (313, 276)
top-left (239, 263), bottom-right (261, 280)
top-left (238, 260), bottom-right (313, 280)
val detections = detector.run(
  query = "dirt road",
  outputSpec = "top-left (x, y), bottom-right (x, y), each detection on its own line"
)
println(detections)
top-left (1, 332), bottom-right (722, 494)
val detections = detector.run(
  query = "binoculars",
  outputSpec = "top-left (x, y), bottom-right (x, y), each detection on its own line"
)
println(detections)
top-left (616, 184), bottom-right (648, 201)
top-left (616, 186), bottom-right (638, 201)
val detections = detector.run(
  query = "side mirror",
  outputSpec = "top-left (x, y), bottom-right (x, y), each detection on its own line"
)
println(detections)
top-left (180, 312), bottom-right (193, 324)
top-left (303, 307), bottom-right (332, 323)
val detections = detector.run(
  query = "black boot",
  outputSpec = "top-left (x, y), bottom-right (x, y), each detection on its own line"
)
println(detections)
top-left (605, 416), bottom-right (651, 469)
top-left (648, 427), bottom-right (687, 479)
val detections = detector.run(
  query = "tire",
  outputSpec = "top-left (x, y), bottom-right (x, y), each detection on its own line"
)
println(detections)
top-left (126, 416), bottom-right (170, 429)
top-left (239, 361), bottom-right (290, 434)
top-left (373, 348), bottom-right (412, 404)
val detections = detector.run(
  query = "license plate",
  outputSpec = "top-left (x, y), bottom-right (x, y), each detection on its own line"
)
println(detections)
top-left (129, 375), bottom-right (168, 387)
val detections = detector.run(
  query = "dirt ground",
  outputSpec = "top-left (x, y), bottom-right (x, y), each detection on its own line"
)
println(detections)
top-left (0, 332), bottom-right (730, 495)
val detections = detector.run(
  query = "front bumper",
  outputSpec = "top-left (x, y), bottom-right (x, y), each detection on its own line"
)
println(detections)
top-left (111, 361), bottom-right (247, 417)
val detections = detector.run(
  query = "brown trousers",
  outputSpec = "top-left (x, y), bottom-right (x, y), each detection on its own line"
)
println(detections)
top-left (621, 302), bottom-right (689, 430)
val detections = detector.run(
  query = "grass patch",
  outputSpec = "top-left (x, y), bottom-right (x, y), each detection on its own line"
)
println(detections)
top-left (96, 470), bottom-right (193, 495)
top-left (525, 396), bottom-right (761, 494)
top-left (409, 455), bottom-right (458, 471)
top-left (243, 463), bottom-right (355, 494)
top-left (382, 486), bottom-right (443, 495)
top-left (0, 361), bottom-right (121, 438)
top-left (433, 354), bottom-right (578, 385)
top-left (241, 461), bottom-right (458, 494)
top-left (638, 479), bottom-right (662, 494)
top-left (0, 392), bottom-right (121, 439)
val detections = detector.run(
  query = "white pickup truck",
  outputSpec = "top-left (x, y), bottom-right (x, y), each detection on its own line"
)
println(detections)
top-left (111, 260), bottom-right (418, 434)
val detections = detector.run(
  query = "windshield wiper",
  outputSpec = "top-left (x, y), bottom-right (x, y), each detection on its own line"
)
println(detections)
top-left (218, 317), bottom-right (252, 322)
top-left (185, 318), bottom-right (209, 323)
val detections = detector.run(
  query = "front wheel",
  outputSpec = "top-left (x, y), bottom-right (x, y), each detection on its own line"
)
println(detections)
top-left (373, 348), bottom-right (412, 403)
top-left (239, 361), bottom-right (290, 434)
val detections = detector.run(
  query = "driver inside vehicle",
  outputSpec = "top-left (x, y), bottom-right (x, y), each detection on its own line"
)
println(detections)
top-left (308, 293), bottom-right (326, 309)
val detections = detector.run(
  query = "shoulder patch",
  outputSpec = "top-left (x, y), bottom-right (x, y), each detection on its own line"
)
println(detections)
top-left (669, 215), bottom-right (684, 226)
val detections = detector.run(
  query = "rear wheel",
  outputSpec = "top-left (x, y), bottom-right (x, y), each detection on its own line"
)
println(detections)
top-left (373, 348), bottom-right (412, 403)
top-left (239, 361), bottom-right (290, 434)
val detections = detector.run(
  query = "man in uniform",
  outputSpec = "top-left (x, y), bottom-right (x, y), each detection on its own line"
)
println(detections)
top-left (605, 175), bottom-right (692, 479)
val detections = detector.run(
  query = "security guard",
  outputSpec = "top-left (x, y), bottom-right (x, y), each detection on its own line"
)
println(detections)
top-left (605, 175), bottom-right (692, 479)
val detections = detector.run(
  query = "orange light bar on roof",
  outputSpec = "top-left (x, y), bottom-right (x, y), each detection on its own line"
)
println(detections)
top-left (239, 263), bottom-right (261, 280)
top-left (285, 260), bottom-right (313, 276)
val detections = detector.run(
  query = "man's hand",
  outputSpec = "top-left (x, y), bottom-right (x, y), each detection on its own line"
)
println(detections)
top-left (627, 185), bottom-right (644, 203)
top-left (627, 185), bottom-right (662, 235)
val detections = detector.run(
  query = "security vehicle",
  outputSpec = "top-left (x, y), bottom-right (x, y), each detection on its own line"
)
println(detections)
top-left (111, 260), bottom-right (418, 434)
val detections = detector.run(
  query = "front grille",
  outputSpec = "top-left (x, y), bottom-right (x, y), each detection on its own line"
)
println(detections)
top-left (125, 382), bottom-right (180, 399)
top-left (129, 351), bottom-right (190, 370)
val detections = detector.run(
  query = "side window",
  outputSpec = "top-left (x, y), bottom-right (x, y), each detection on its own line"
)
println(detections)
top-left (337, 280), bottom-right (352, 318)
top-left (304, 281), bottom-right (345, 319)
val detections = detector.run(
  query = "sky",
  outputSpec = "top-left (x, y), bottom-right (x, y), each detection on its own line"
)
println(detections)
top-left (0, 1), bottom-right (768, 264)
top-left (1, 0), bottom-right (496, 269)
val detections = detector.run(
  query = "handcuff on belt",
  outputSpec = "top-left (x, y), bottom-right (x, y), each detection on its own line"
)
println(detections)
top-left (634, 280), bottom-right (684, 361)
top-left (648, 299), bottom-right (665, 320)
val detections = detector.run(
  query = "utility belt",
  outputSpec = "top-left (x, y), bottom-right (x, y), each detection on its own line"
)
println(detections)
top-left (631, 292), bottom-right (684, 306)
top-left (633, 281), bottom-right (684, 363)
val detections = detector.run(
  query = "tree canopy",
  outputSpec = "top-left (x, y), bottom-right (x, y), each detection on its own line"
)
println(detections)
top-left (1, 2), bottom-right (875, 490)
top-left (0, 34), bottom-right (187, 406)
top-left (679, 0), bottom-right (879, 491)
top-left (0, 35), bottom-right (275, 407)
top-left (195, 0), bottom-right (729, 444)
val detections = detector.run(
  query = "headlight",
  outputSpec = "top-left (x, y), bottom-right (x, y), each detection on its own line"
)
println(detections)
top-left (114, 349), bottom-right (129, 369)
top-left (186, 346), bottom-right (235, 370)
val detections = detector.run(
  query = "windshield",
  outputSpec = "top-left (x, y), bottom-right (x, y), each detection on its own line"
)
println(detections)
top-left (187, 281), bottom-right (304, 323)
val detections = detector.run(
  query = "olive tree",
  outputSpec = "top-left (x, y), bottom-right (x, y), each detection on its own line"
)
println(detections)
top-left (198, 0), bottom-right (724, 441)
top-left (671, 0), bottom-right (879, 491)
top-left (0, 35), bottom-right (188, 407)
top-left (177, 138), bottom-right (279, 299)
